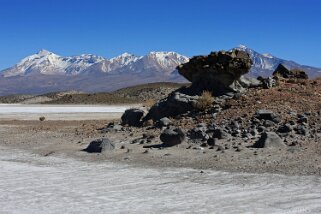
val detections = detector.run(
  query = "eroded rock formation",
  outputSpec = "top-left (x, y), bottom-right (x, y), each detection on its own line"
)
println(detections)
top-left (177, 49), bottom-right (253, 95)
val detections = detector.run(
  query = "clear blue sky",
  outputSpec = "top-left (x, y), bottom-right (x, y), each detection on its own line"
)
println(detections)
top-left (0, 0), bottom-right (320, 70)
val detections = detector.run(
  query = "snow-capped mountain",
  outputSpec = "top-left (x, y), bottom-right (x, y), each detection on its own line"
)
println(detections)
top-left (234, 45), bottom-right (321, 78)
top-left (0, 47), bottom-right (320, 96)
top-left (2, 50), bottom-right (189, 77)
top-left (2, 49), bottom-right (105, 77)
top-left (0, 50), bottom-right (189, 95)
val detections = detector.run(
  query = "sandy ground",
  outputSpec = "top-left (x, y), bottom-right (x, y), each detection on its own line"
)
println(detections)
top-left (0, 115), bottom-right (320, 176)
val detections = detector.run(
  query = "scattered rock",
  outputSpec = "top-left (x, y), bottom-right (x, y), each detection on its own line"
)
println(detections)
top-left (255, 109), bottom-right (280, 123)
top-left (145, 92), bottom-right (198, 121)
top-left (273, 64), bottom-right (308, 79)
top-left (207, 138), bottom-right (216, 146)
top-left (259, 76), bottom-right (277, 89)
top-left (158, 117), bottom-right (173, 127)
top-left (160, 127), bottom-right (185, 147)
top-left (83, 138), bottom-right (115, 153)
top-left (253, 132), bottom-right (286, 148)
top-left (295, 125), bottom-right (309, 136)
top-left (212, 128), bottom-right (230, 140)
top-left (121, 108), bottom-right (145, 127)
top-left (189, 126), bottom-right (207, 140)
top-left (277, 124), bottom-right (292, 133)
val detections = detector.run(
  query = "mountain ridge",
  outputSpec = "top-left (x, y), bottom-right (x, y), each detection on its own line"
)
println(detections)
top-left (0, 46), bottom-right (320, 96)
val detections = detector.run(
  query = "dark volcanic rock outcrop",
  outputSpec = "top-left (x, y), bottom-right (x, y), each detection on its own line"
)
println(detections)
top-left (143, 50), bottom-right (258, 121)
top-left (273, 64), bottom-right (308, 79)
top-left (177, 49), bottom-right (253, 95)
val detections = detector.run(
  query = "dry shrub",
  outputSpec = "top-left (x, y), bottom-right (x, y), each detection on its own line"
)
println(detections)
top-left (143, 99), bottom-right (156, 107)
top-left (39, 116), bottom-right (46, 121)
top-left (194, 90), bottom-right (214, 110)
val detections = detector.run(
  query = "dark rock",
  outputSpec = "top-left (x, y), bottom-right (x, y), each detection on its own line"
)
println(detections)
top-left (297, 116), bottom-right (308, 124)
top-left (295, 125), bottom-right (309, 136)
top-left (277, 124), bottom-right (292, 133)
top-left (207, 138), bottom-right (216, 146)
top-left (200, 142), bottom-right (208, 147)
top-left (288, 120), bottom-right (296, 125)
top-left (273, 64), bottom-right (308, 79)
top-left (83, 138), bottom-right (115, 153)
top-left (121, 108), bottom-right (145, 127)
top-left (256, 109), bottom-right (280, 123)
top-left (260, 76), bottom-right (277, 89)
top-left (253, 132), bottom-right (286, 148)
top-left (263, 120), bottom-right (275, 127)
top-left (212, 128), bottom-right (230, 140)
top-left (189, 126), bottom-right (207, 140)
top-left (145, 92), bottom-right (198, 121)
top-left (160, 127), bottom-right (185, 147)
top-left (177, 49), bottom-right (253, 96)
top-left (142, 133), bottom-right (155, 139)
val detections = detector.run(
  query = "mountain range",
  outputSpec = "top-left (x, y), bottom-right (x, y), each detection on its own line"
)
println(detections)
top-left (0, 45), bottom-right (320, 95)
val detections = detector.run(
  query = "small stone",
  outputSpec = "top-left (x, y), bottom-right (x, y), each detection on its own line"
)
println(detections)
top-left (235, 147), bottom-right (242, 152)
top-left (207, 138), bottom-right (216, 146)
top-left (158, 117), bottom-right (173, 127)
top-left (83, 138), bottom-right (115, 153)
top-left (253, 132), bottom-right (286, 148)
top-left (216, 145), bottom-right (224, 151)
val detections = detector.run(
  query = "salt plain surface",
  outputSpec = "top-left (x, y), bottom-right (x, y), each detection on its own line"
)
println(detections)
top-left (0, 147), bottom-right (321, 214)
top-left (0, 104), bottom-right (131, 120)
top-left (0, 104), bottom-right (128, 113)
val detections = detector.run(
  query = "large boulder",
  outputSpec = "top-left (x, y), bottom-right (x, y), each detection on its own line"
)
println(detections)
top-left (177, 49), bottom-right (253, 95)
top-left (273, 64), bottom-right (308, 79)
top-left (121, 108), bottom-right (145, 127)
top-left (145, 92), bottom-right (199, 121)
top-left (253, 132), bottom-right (286, 148)
top-left (160, 127), bottom-right (185, 147)
top-left (83, 138), bottom-right (115, 153)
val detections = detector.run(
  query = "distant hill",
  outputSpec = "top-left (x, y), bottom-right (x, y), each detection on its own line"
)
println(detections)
top-left (0, 82), bottom-right (188, 104)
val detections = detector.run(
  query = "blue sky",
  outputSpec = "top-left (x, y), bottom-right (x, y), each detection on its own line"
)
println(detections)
top-left (0, 0), bottom-right (320, 70)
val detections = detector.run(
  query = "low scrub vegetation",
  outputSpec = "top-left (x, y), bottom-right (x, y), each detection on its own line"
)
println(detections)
top-left (194, 90), bottom-right (214, 110)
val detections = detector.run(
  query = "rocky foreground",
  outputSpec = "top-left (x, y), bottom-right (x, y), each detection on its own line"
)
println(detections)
top-left (82, 49), bottom-right (321, 175)
top-left (1, 49), bottom-right (320, 176)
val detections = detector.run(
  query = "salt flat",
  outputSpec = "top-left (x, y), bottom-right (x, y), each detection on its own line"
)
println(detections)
top-left (0, 147), bottom-right (321, 214)
top-left (0, 104), bottom-right (134, 120)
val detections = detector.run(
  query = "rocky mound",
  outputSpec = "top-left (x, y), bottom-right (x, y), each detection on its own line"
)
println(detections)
top-left (144, 50), bottom-right (261, 121)
top-left (93, 63), bottom-right (321, 174)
